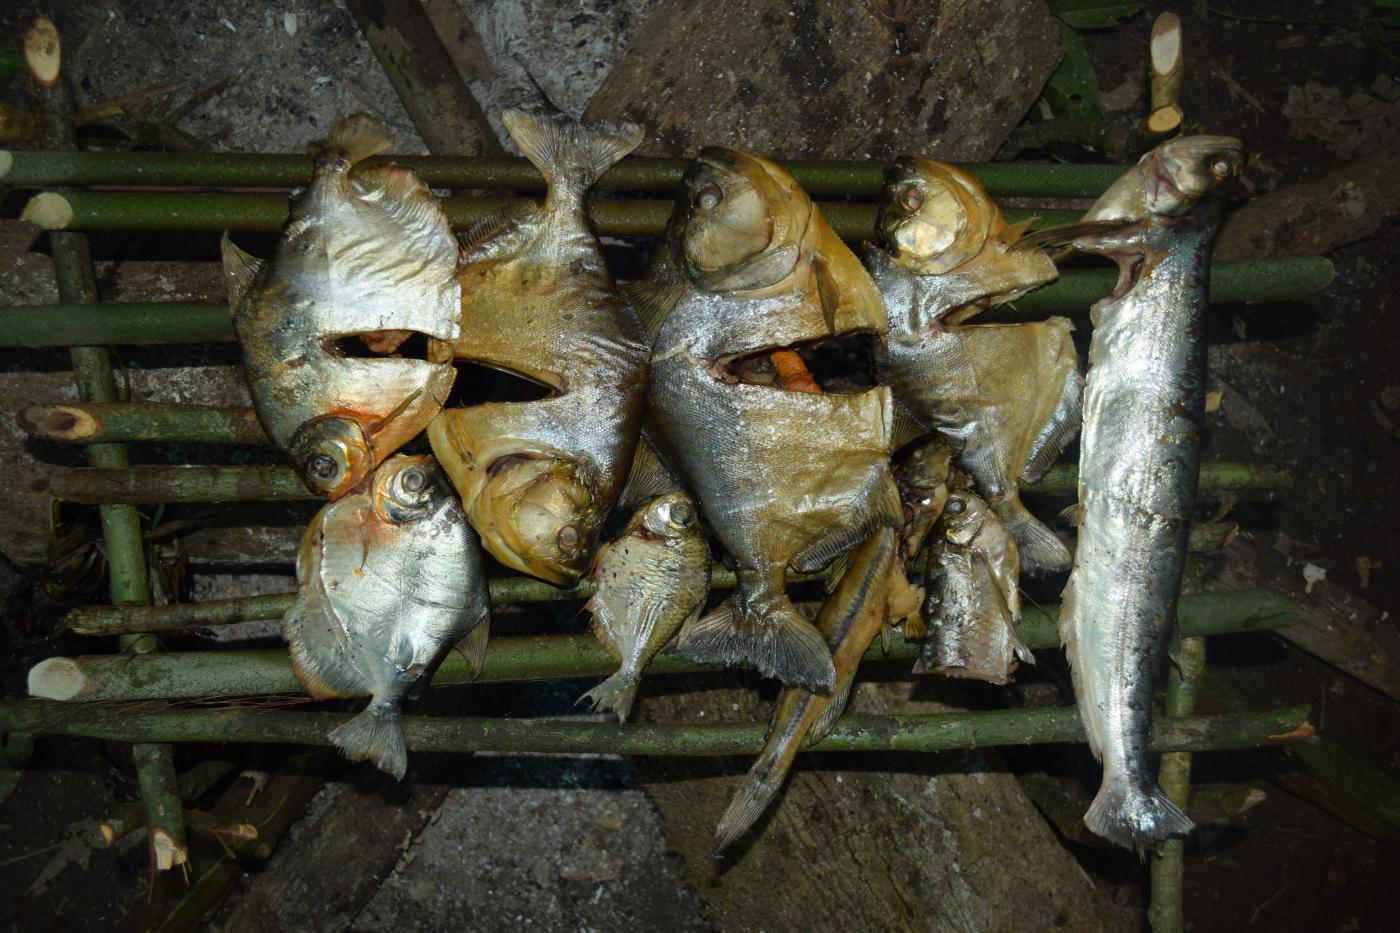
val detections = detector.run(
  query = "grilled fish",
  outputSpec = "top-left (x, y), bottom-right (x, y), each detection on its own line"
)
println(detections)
top-left (580, 491), bottom-right (711, 722)
top-left (284, 454), bottom-right (490, 778)
top-left (641, 147), bottom-right (901, 693)
top-left (913, 481), bottom-right (1029, 685)
top-left (1062, 135), bottom-right (1245, 848)
top-left (223, 114), bottom-right (460, 499)
top-left (428, 110), bottom-right (649, 586)
top-left (867, 158), bottom-right (1080, 573)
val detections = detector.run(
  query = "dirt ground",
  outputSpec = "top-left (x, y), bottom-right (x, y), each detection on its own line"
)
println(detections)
top-left (1, 1), bottom-right (1398, 931)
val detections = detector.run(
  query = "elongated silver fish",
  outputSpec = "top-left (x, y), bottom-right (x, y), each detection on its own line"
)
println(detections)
top-left (1062, 135), bottom-right (1244, 848)
top-left (223, 114), bottom-right (460, 499)
top-left (284, 454), bottom-right (490, 778)
top-left (867, 158), bottom-right (1080, 573)
top-left (580, 491), bottom-right (711, 722)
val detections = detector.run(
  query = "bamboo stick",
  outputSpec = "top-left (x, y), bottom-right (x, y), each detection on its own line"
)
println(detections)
top-left (0, 257), bottom-right (1336, 349)
top-left (38, 590), bottom-right (1302, 701)
top-left (0, 699), bottom-right (1312, 758)
top-left (1148, 636), bottom-right (1207, 933)
top-left (1147, 13), bottom-right (1185, 136)
top-left (18, 189), bottom-right (1082, 239)
top-left (18, 402), bottom-right (268, 445)
top-left (24, 15), bottom-right (187, 872)
top-left (45, 460), bottom-right (1289, 505)
top-left (0, 148), bottom-right (1128, 197)
top-left (99, 759), bottom-right (237, 845)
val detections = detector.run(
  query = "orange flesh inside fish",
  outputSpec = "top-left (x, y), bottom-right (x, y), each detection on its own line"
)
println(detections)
top-left (770, 349), bottom-right (822, 394)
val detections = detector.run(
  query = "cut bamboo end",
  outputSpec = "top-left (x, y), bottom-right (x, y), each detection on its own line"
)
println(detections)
top-left (21, 192), bottom-right (74, 230)
top-left (17, 404), bottom-right (98, 442)
top-left (99, 821), bottom-right (120, 846)
top-left (0, 150), bottom-right (12, 178)
top-left (23, 18), bottom-right (61, 87)
top-left (28, 656), bottom-right (88, 700)
top-left (149, 827), bottom-right (189, 871)
top-left (1148, 104), bottom-right (1184, 135)
top-left (1150, 13), bottom-right (1182, 76)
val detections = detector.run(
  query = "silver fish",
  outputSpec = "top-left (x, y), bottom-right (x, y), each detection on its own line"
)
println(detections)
top-left (1061, 135), bottom-right (1245, 848)
top-left (284, 453), bottom-right (490, 778)
top-left (580, 491), bottom-right (711, 722)
top-left (867, 158), bottom-right (1080, 573)
top-left (223, 114), bottom-right (460, 499)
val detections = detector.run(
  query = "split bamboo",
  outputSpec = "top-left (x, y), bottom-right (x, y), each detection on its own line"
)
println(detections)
top-left (0, 699), bottom-right (1313, 758)
top-left (37, 590), bottom-right (1301, 702)
top-left (0, 257), bottom-right (1336, 349)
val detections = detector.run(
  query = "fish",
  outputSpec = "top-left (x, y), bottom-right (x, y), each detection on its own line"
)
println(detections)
top-left (893, 436), bottom-right (955, 565)
top-left (640, 146), bottom-right (902, 693)
top-left (912, 480), bottom-right (1030, 685)
top-left (223, 113), bottom-right (460, 499)
top-left (866, 157), bottom-right (1081, 573)
top-left (579, 491), bottom-right (711, 722)
top-left (428, 110), bottom-right (650, 586)
top-left (1061, 135), bottom-right (1245, 848)
top-left (283, 453), bottom-right (491, 779)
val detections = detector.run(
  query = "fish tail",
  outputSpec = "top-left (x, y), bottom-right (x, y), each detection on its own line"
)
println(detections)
top-left (714, 691), bottom-right (817, 853)
top-left (327, 700), bottom-right (408, 780)
top-left (1084, 775), bottom-right (1194, 850)
top-left (501, 109), bottom-right (643, 208)
top-left (315, 112), bottom-right (392, 168)
top-left (676, 596), bottom-right (836, 694)
top-left (578, 669), bottom-right (642, 723)
top-left (993, 494), bottom-right (1072, 575)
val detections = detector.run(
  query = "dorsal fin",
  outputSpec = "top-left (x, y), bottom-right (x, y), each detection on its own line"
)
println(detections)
top-left (220, 234), bottom-right (265, 310)
top-left (623, 276), bottom-right (686, 342)
top-left (457, 199), bottom-right (537, 256)
top-left (1011, 219), bottom-right (1126, 253)
top-left (618, 439), bottom-right (682, 510)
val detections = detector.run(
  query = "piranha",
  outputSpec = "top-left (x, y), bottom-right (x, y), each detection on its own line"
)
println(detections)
top-left (580, 491), bottom-right (711, 722)
top-left (866, 158), bottom-right (1081, 574)
top-left (428, 110), bottom-right (650, 586)
top-left (1061, 134), bottom-right (1245, 849)
top-left (913, 479), bottom-right (1029, 685)
top-left (223, 113), bottom-right (460, 499)
top-left (639, 147), bottom-right (903, 694)
top-left (284, 453), bottom-right (490, 779)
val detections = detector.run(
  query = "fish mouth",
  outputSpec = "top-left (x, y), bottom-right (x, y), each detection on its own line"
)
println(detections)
top-left (322, 330), bottom-right (451, 363)
top-left (445, 359), bottom-right (562, 408)
top-left (710, 333), bottom-right (880, 395)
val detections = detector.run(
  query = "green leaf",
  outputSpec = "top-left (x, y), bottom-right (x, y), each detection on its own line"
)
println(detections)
top-left (1047, 0), bottom-right (1144, 29)
top-left (1043, 25), bottom-right (1104, 120)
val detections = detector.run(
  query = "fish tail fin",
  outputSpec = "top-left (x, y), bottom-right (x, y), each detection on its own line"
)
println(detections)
top-left (676, 596), bottom-right (836, 694)
top-left (579, 669), bottom-right (641, 723)
top-left (316, 112), bottom-right (392, 168)
top-left (993, 495), bottom-right (1072, 575)
top-left (501, 109), bottom-right (643, 207)
top-left (327, 701), bottom-right (408, 780)
top-left (807, 677), bottom-right (854, 746)
top-left (714, 693), bottom-right (814, 853)
top-left (1084, 776), bottom-right (1194, 850)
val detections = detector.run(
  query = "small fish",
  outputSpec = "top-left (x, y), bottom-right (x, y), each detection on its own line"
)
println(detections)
top-left (1062, 135), bottom-right (1245, 848)
top-left (428, 110), bottom-right (649, 586)
top-left (867, 158), bottom-right (1081, 573)
top-left (580, 491), bottom-right (711, 722)
top-left (284, 454), bottom-right (490, 778)
top-left (640, 147), bottom-right (901, 693)
top-left (223, 113), bottom-right (460, 499)
top-left (913, 481), bottom-right (1030, 685)
top-left (894, 436), bottom-right (954, 564)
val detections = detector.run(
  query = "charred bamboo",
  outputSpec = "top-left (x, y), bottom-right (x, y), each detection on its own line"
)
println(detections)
top-left (0, 257), bottom-right (1335, 348)
top-left (40, 591), bottom-right (1301, 700)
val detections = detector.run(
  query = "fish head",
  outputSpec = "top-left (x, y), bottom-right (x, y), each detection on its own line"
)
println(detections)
top-left (369, 453), bottom-right (453, 525)
top-left (673, 148), bottom-right (805, 292)
top-left (940, 488), bottom-right (990, 548)
top-left (895, 440), bottom-right (955, 555)
top-left (470, 454), bottom-right (600, 585)
top-left (289, 415), bottom-right (376, 499)
top-left (634, 491), bottom-right (700, 541)
top-left (876, 158), bottom-right (991, 276)
top-left (1143, 135), bottom-right (1246, 216)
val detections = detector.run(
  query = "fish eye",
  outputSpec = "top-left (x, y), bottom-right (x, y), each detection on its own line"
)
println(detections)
top-left (669, 502), bottom-right (693, 527)
top-left (400, 468), bottom-right (427, 493)
top-left (692, 183), bottom-right (723, 211)
top-left (1210, 158), bottom-right (1234, 180)
top-left (945, 497), bottom-right (966, 515)
top-left (558, 525), bottom-right (579, 552)
top-left (308, 454), bottom-right (339, 480)
top-left (899, 185), bottom-right (924, 212)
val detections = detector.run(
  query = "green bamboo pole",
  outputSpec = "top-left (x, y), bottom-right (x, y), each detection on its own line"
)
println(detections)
top-left (19, 190), bottom-right (1082, 239)
top-left (1148, 636), bottom-right (1207, 933)
top-left (46, 460), bottom-right (1288, 505)
top-left (0, 699), bottom-right (1312, 758)
top-left (23, 15), bottom-right (186, 871)
top-left (18, 402), bottom-right (268, 445)
top-left (0, 148), bottom-right (1127, 197)
top-left (99, 759), bottom-right (237, 845)
top-left (37, 590), bottom-right (1301, 701)
top-left (0, 257), bottom-right (1335, 349)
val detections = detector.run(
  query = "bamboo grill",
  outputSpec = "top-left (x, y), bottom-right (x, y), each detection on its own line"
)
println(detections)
top-left (3, 148), bottom-right (1328, 862)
